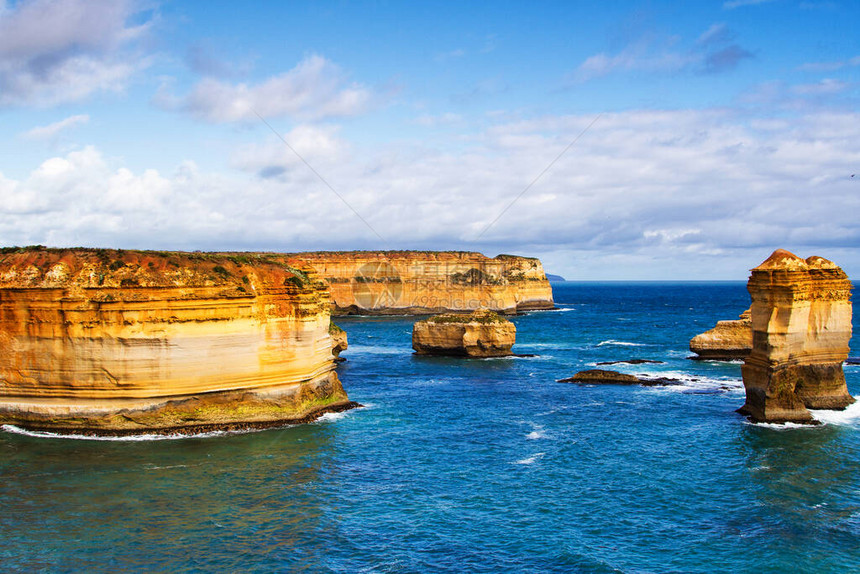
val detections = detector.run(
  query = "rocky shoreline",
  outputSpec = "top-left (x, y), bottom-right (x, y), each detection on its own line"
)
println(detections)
top-left (4, 401), bottom-right (363, 437)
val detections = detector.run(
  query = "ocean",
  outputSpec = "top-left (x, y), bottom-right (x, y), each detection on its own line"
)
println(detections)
top-left (2, 282), bottom-right (859, 573)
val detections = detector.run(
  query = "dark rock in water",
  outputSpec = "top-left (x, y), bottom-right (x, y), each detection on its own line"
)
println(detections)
top-left (595, 359), bottom-right (664, 366)
top-left (845, 358), bottom-right (860, 365)
top-left (558, 369), bottom-right (682, 387)
top-left (558, 369), bottom-right (640, 385)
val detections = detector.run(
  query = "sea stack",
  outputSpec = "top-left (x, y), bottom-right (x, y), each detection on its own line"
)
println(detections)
top-left (739, 249), bottom-right (855, 423)
top-left (689, 309), bottom-right (753, 360)
top-left (412, 309), bottom-right (516, 357)
top-left (0, 247), bottom-right (355, 434)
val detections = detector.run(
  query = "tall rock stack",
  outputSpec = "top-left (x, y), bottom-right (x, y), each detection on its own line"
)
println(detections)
top-left (739, 249), bottom-right (855, 423)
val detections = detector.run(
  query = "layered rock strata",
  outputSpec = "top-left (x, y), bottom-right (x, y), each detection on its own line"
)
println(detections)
top-left (292, 251), bottom-right (554, 315)
top-left (412, 309), bottom-right (516, 357)
top-left (739, 250), bottom-right (855, 423)
top-left (0, 247), bottom-right (354, 434)
top-left (330, 323), bottom-right (348, 360)
top-left (689, 309), bottom-right (753, 360)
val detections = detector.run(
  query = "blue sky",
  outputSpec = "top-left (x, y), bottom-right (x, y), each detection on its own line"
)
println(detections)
top-left (0, 0), bottom-right (858, 279)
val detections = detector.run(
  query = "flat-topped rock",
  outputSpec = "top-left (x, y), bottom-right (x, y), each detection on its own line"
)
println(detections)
top-left (0, 247), bottom-right (356, 434)
top-left (689, 309), bottom-right (752, 360)
top-left (412, 309), bottom-right (516, 357)
top-left (739, 249), bottom-right (855, 423)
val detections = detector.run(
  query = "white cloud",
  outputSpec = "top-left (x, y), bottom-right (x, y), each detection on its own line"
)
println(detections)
top-left (797, 56), bottom-right (860, 72)
top-left (23, 114), bottom-right (90, 140)
top-left (176, 54), bottom-right (371, 123)
top-left (0, 0), bottom-right (151, 106)
top-left (231, 124), bottom-right (347, 177)
top-left (791, 78), bottom-right (849, 95)
top-left (3, 108), bottom-right (860, 279)
top-left (573, 25), bottom-right (752, 82)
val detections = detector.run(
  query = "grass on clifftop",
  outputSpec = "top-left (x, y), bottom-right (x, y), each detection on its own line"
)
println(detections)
top-left (426, 310), bottom-right (508, 325)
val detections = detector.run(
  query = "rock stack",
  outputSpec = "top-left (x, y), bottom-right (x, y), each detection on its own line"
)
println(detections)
top-left (739, 249), bottom-right (855, 423)
top-left (412, 309), bottom-right (516, 357)
top-left (689, 309), bottom-right (753, 360)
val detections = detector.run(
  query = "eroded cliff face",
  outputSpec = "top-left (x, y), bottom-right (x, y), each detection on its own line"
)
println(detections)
top-left (739, 249), bottom-right (854, 423)
top-left (0, 248), bottom-right (353, 433)
top-left (292, 251), bottom-right (554, 315)
top-left (412, 309), bottom-right (516, 357)
top-left (689, 309), bottom-right (752, 360)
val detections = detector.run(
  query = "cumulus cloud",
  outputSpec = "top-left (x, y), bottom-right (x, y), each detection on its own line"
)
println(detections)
top-left (22, 114), bottom-right (89, 140)
top-left (231, 124), bottom-right (347, 178)
top-left (0, 0), bottom-right (151, 106)
top-left (3, 106), bottom-right (860, 278)
top-left (174, 54), bottom-right (371, 123)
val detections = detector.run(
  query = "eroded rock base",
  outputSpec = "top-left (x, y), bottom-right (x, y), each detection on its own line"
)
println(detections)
top-left (0, 372), bottom-right (355, 435)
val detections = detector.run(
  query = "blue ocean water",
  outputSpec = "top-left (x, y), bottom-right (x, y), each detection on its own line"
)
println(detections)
top-left (2, 282), bottom-right (859, 573)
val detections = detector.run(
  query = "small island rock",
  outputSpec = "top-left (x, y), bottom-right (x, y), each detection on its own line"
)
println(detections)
top-left (412, 309), bottom-right (516, 357)
top-left (558, 369), bottom-right (683, 387)
top-left (689, 309), bottom-right (753, 360)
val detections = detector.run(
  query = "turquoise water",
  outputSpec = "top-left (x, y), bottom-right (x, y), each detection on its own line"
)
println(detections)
top-left (2, 282), bottom-right (859, 573)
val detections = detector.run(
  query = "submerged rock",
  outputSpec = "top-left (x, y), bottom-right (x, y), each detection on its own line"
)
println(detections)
top-left (739, 249), bottom-right (855, 424)
top-left (412, 309), bottom-right (516, 357)
top-left (689, 309), bottom-right (752, 360)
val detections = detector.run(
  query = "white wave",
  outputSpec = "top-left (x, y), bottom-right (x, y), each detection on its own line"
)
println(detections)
top-left (596, 340), bottom-right (646, 347)
top-left (745, 421), bottom-right (813, 430)
top-left (514, 453), bottom-right (545, 465)
top-left (0, 424), bottom-right (231, 441)
top-left (315, 410), bottom-right (353, 423)
top-left (811, 397), bottom-right (860, 426)
top-left (631, 370), bottom-right (744, 394)
top-left (526, 428), bottom-right (548, 440)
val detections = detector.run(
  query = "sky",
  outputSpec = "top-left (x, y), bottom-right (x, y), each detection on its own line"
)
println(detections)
top-left (0, 0), bottom-right (858, 280)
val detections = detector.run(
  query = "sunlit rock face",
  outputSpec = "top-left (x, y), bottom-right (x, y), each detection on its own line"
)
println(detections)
top-left (739, 249), bottom-right (854, 423)
top-left (293, 251), bottom-right (554, 315)
top-left (689, 309), bottom-right (753, 360)
top-left (0, 248), bottom-right (352, 434)
top-left (412, 309), bottom-right (516, 357)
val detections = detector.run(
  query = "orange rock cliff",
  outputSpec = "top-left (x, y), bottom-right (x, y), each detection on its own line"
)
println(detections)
top-left (0, 247), bottom-right (353, 434)
top-left (739, 249), bottom-right (855, 423)
top-left (292, 251), bottom-right (554, 315)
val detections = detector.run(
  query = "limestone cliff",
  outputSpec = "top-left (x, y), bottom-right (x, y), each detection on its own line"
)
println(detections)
top-left (739, 249), bottom-right (854, 423)
top-left (412, 309), bottom-right (516, 357)
top-left (689, 309), bottom-right (752, 360)
top-left (0, 247), bottom-right (354, 434)
top-left (292, 251), bottom-right (554, 315)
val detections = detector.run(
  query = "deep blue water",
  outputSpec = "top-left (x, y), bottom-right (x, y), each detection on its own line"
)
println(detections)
top-left (2, 282), bottom-right (859, 573)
